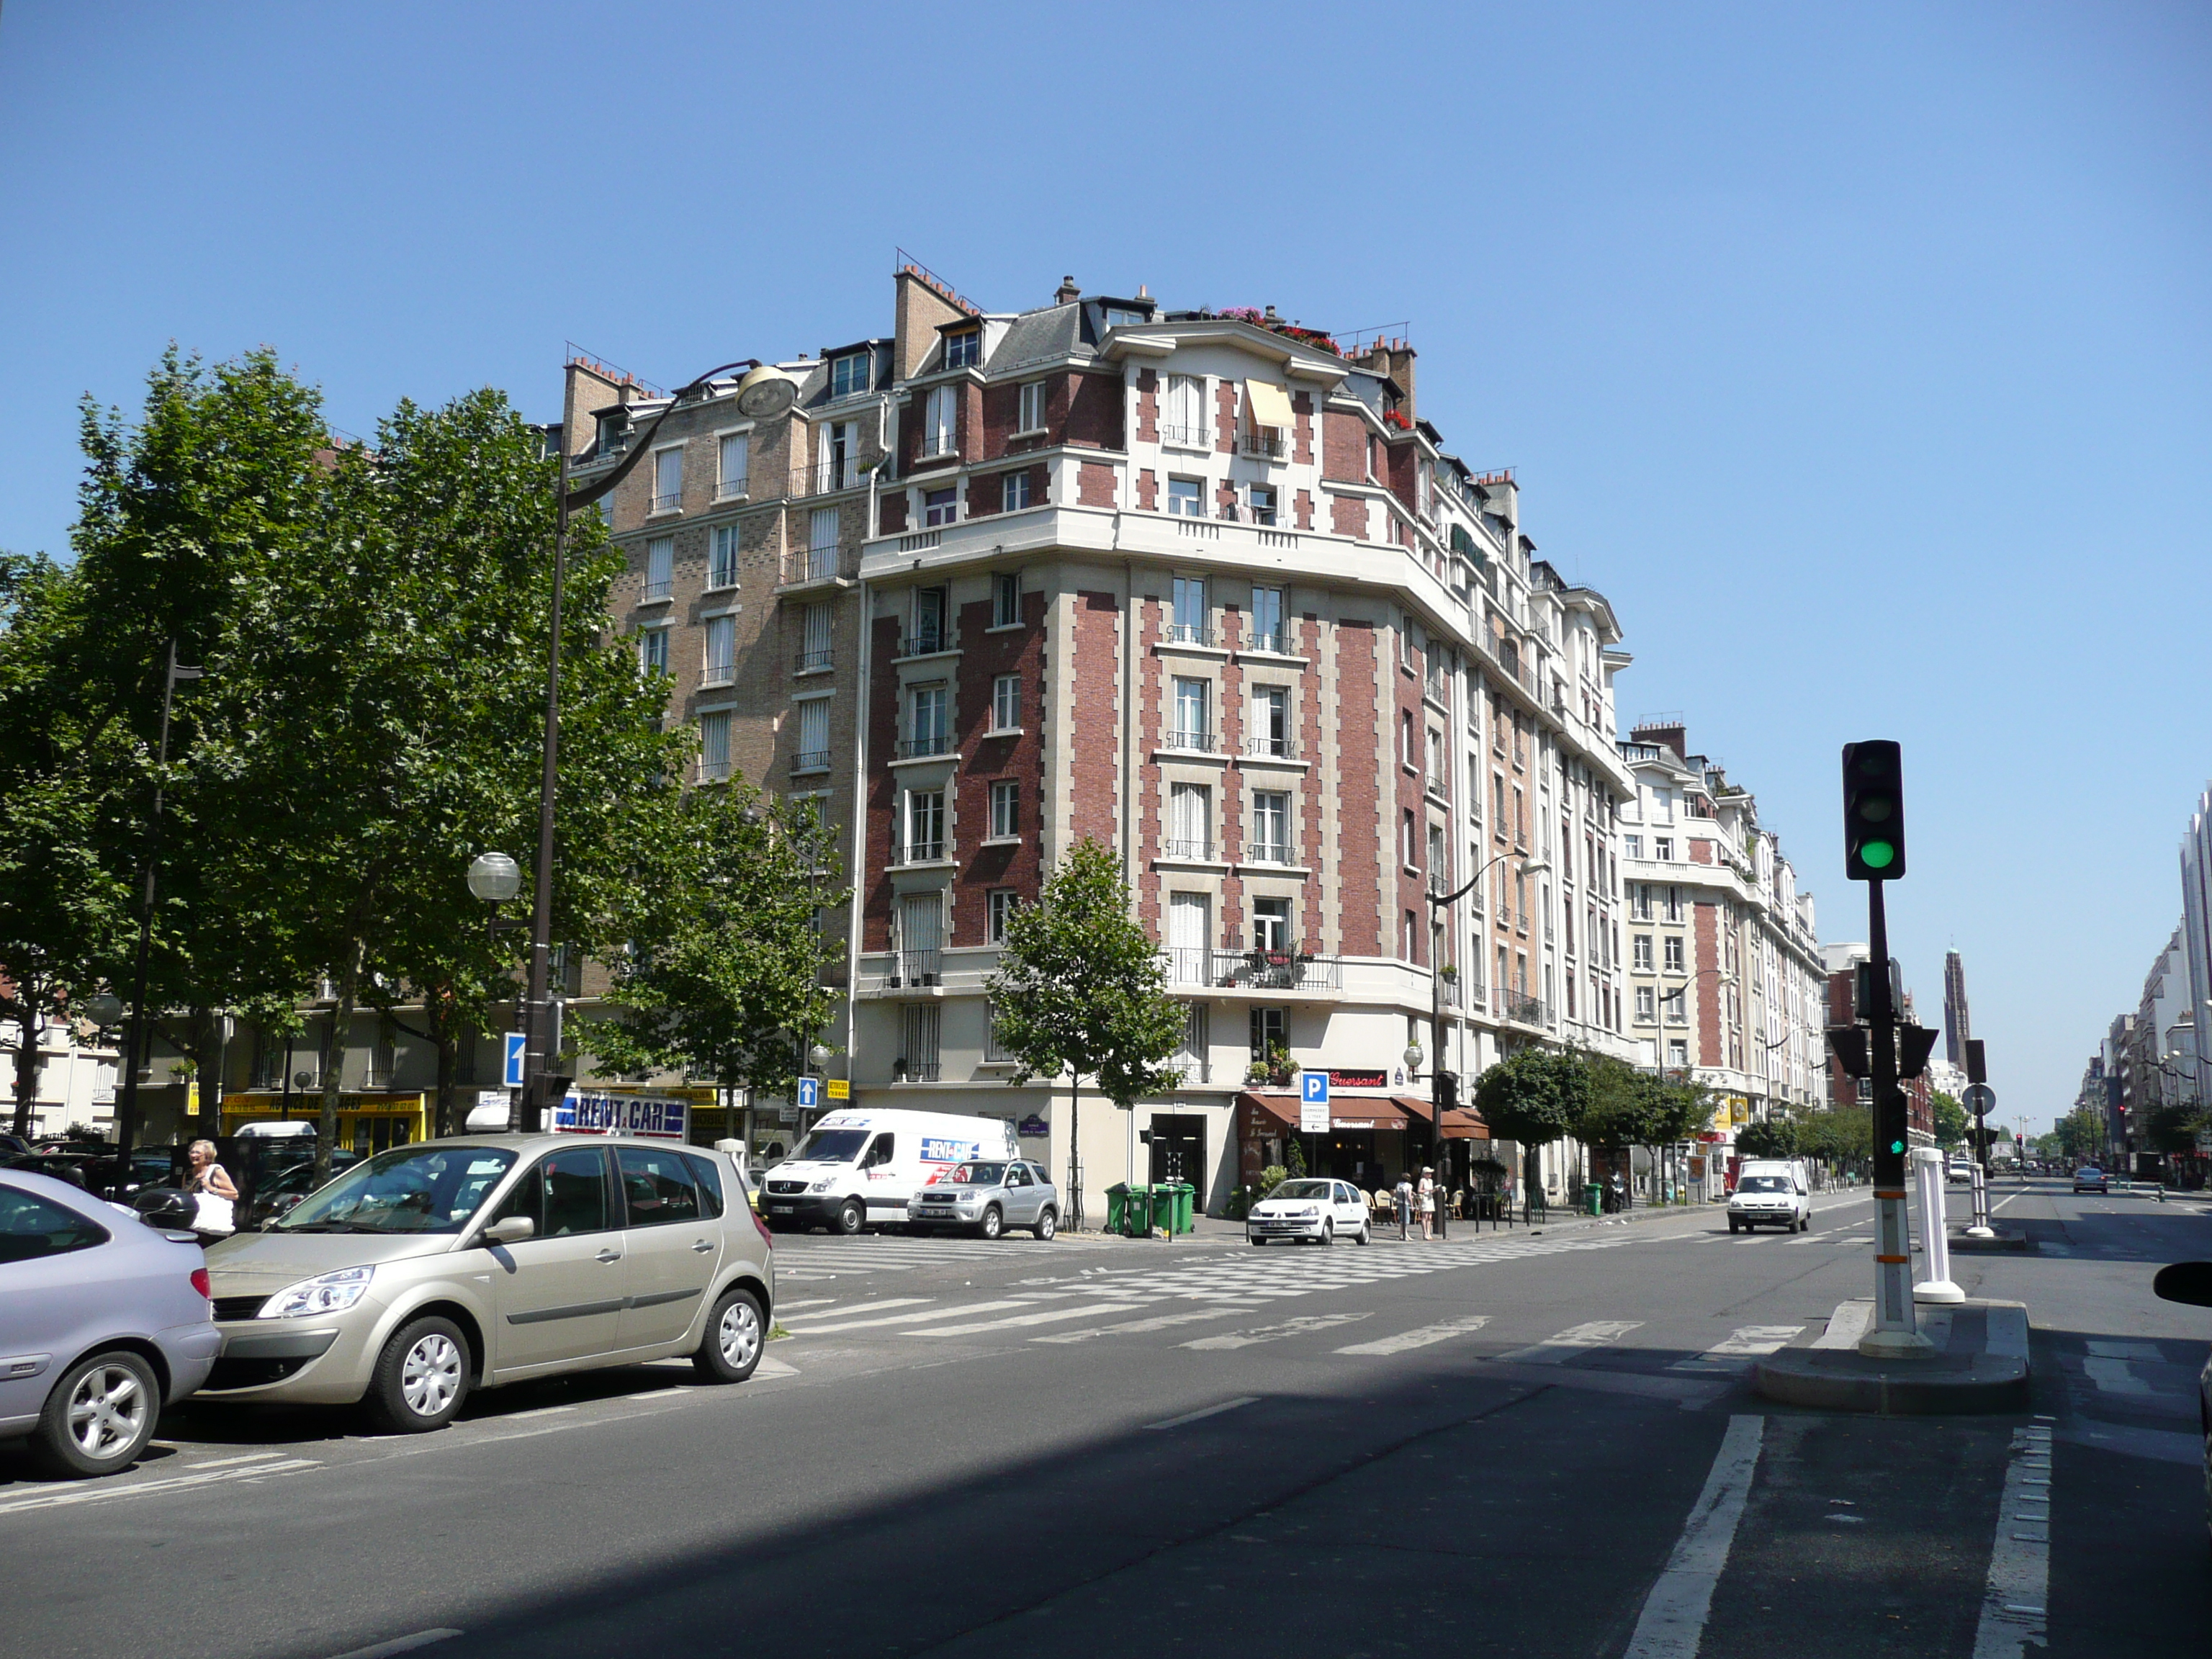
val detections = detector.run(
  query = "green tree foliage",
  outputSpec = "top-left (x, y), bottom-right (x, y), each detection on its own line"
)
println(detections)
top-left (1930, 1090), bottom-right (1969, 1150)
top-left (2143, 1102), bottom-right (2203, 1156)
top-left (987, 840), bottom-right (1188, 1199)
top-left (2054, 1104), bottom-right (2109, 1164)
top-left (589, 788), bottom-right (842, 1104)
top-left (1733, 1115), bottom-right (1801, 1159)
top-left (1475, 1046), bottom-right (1593, 1191)
top-left (1797, 1105), bottom-right (1873, 1167)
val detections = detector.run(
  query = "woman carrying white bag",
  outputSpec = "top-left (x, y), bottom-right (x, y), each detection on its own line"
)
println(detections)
top-left (184, 1138), bottom-right (239, 1244)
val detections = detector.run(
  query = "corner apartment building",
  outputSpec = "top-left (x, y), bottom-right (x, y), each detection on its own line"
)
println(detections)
top-left (1614, 722), bottom-right (1827, 1146)
top-left (569, 266), bottom-right (1642, 1216)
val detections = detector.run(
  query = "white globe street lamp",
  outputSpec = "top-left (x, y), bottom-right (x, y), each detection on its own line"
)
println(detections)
top-left (467, 852), bottom-right (523, 905)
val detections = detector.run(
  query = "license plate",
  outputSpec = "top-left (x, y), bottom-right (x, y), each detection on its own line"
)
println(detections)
top-left (770, 1205), bottom-right (793, 1214)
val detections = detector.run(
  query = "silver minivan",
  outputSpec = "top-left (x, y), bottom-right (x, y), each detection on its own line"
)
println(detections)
top-left (201, 1136), bottom-right (774, 1432)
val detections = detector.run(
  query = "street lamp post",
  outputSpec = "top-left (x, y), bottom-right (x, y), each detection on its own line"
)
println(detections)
top-left (1424, 850), bottom-right (1548, 1238)
top-left (516, 358), bottom-right (783, 1129)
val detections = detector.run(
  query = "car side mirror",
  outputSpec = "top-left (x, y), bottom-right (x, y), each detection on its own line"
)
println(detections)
top-left (2154, 1262), bottom-right (2212, 1308)
top-left (485, 1215), bottom-right (536, 1246)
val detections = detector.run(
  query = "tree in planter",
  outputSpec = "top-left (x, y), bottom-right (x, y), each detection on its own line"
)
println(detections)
top-left (1474, 1046), bottom-right (1594, 1206)
top-left (588, 786), bottom-right (842, 1118)
top-left (986, 840), bottom-right (1187, 1227)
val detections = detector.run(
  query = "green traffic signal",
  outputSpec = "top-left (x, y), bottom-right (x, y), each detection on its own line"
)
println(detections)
top-left (1842, 741), bottom-right (1907, 881)
top-left (1861, 840), bottom-right (1896, 870)
top-left (1889, 1139), bottom-right (1906, 1154)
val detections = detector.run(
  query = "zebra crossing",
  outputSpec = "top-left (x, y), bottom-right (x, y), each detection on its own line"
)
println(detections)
top-left (773, 1233), bottom-right (1112, 1280)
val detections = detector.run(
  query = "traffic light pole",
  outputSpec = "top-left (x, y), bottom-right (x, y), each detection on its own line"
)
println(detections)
top-left (1861, 878), bottom-right (1930, 1355)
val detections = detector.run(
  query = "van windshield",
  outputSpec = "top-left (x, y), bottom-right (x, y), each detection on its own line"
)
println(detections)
top-left (1737, 1176), bottom-right (1791, 1194)
top-left (788, 1128), bottom-right (872, 1165)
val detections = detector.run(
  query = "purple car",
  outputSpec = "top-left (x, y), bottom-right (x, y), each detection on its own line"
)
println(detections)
top-left (0, 1169), bottom-right (221, 1478)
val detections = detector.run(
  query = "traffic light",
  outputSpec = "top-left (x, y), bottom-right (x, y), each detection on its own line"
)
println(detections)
top-left (1841, 740), bottom-right (1906, 881)
top-left (1437, 1071), bottom-right (1460, 1111)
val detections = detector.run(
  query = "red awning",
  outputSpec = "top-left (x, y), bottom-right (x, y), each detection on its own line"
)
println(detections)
top-left (1238, 1092), bottom-right (1411, 1133)
top-left (1393, 1095), bottom-right (1491, 1141)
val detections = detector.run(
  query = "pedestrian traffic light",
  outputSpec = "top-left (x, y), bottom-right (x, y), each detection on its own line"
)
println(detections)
top-left (1841, 740), bottom-right (1906, 881)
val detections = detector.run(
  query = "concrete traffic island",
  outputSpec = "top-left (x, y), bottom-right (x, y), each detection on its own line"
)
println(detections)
top-left (1754, 1297), bottom-right (2031, 1415)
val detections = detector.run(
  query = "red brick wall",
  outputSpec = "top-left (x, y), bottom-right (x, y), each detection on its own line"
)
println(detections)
top-left (1292, 391), bottom-right (1315, 466)
top-left (1079, 462), bottom-right (1118, 508)
top-left (1330, 493), bottom-right (1367, 539)
top-left (879, 492), bottom-right (908, 534)
top-left (1134, 597), bottom-right (1163, 931)
top-left (1066, 371), bottom-right (1125, 450)
top-left (961, 382), bottom-right (982, 463)
top-left (980, 381), bottom-right (1019, 460)
top-left (1322, 410), bottom-right (1366, 482)
top-left (1071, 592), bottom-right (1122, 848)
top-left (1383, 438), bottom-right (1416, 513)
top-left (1294, 487), bottom-right (1313, 531)
top-left (1134, 369), bottom-right (1159, 445)
top-left (1394, 668), bottom-right (1426, 962)
top-left (1336, 622), bottom-right (1382, 956)
top-left (1695, 902), bottom-right (1721, 1064)
top-left (950, 589), bottom-right (1047, 943)
top-left (862, 612), bottom-right (904, 950)
top-left (1215, 475), bottom-right (1238, 517)
top-left (1689, 838), bottom-right (1714, 865)
top-left (967, 471), bottom-right (1002, 518)
top-left (1215, 379), bottom-right (1237, 454)
top-left (1136, 467), bottom-right (1158, 512)
top-left (1296, 611), bottom-right (1323, 941)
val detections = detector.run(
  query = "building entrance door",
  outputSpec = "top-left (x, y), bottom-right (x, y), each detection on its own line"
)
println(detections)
top-left (1148, 1114), bottom-right (1205, 1205)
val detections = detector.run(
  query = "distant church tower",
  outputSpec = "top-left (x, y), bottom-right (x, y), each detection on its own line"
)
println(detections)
top-left (1943, 950), bottom-right (1972, 1066)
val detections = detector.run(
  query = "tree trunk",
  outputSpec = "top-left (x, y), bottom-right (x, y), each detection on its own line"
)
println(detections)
top-left (192, 1004), bottom-right (225, 1143)
top-left (315, 955), bottom-right (359, 1184)
top-left (11, 982), bottom-right (40, 1140)
top-left (433, 1023), bottom-right (457, 1141)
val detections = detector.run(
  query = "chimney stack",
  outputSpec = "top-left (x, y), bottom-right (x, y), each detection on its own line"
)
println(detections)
top-left (1056, 275), bottom-right (1082, 304)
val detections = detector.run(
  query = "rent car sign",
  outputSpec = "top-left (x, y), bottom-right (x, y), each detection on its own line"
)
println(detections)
top-left (552, 1091), bottom-right (690, 1140)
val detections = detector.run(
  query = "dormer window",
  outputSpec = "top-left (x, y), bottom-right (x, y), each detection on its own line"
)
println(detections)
top-left (944, 331), bottom-right (981, 371)
top-left (597, 413), bottom-right (627, 457)
top-left (1104, 307), bottom-right (1148, 328)
top-left (830, 351), bottom-right (871, 398)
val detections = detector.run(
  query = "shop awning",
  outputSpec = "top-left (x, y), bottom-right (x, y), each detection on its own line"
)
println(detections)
top-left (1244, 379), bottom-right (1295, 431)
top-left (1393, 1095), bottom-right (1491, 1141)
top-left (1238, 1092), bottom-right (1412, 1133)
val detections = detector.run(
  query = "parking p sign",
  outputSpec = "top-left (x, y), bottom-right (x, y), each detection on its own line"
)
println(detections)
top-left (1299, 1070), bottom-right (1329, 1134)
top-left (796, 1076), bottom-right (820, 1110)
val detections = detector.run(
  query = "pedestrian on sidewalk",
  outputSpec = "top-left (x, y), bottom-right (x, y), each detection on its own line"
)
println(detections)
top-left (1393, 1172), bottom-right (1413, 1239)
top-left (1418, 1166), bottom-right (1435, 1240)
top-left (184, 1138), bottom-right (238, 1247)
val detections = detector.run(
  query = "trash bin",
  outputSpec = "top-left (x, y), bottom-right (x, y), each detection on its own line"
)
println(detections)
top-left (1164, 1181), bottom-right (1195, 1235)
top-left (1123, 1184), bottom-right (1156, 1237)
top-left (1585, 1182), bottom-right (1603, 1217)
top-left (1105, 1182), bottom-right (1129, 1234)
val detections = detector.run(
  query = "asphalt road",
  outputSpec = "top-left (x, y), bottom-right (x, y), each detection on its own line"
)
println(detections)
top-left (3, 1177), bottom-right (2206, 1659)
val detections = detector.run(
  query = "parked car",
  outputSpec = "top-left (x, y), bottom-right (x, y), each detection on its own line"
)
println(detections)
top-left (760, 1108), bottom-right (1020, 1234)
top-left (1946, 1158), bottom-right (1975, 1185)
top-left (1246, 1178), bottom-right (1372, 1246)
top-left (2074, 1166), bottom-right (2109, 1194)
top-left (0, 1131), bottom-right (28, 1158)
top-left (200, 1135), bottom-right (775, 1433)
top-left (1727, 1159), bottom-right (1812, 1233)
top-left (905, 1160), bottom-right (1059, 1240)
top-left (0, 1167), bottom-right (221, 1478)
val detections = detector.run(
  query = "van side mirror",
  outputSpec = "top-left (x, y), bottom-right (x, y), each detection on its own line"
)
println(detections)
top-left (485, 1215), bottom-right (536, 1246)
top-left (2154, 1262), bottom-right (2212, 1308)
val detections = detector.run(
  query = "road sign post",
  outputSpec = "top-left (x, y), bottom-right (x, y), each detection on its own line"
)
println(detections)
top-left (1961, 1082), bottom-right (1998, 1236)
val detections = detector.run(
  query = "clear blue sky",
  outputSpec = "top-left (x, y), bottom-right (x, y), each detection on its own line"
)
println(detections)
top-left (2, 2), bottom-right (2206, 1134)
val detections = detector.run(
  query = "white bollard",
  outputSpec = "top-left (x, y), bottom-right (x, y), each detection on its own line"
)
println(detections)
top-left (1964, 1161), bottom-right (1995, 1238)
top-left (1912, 1147), bottom-right (1964, 1304)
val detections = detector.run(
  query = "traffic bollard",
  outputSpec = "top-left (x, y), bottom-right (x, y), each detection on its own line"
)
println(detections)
top-left (1964, 1162), bottom-right (1994, 1239)
top-left (1911, 1147), bottom-right (1964, 1305)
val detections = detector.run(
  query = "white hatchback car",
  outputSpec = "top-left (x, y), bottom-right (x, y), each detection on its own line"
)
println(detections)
top-left (1727, 1171), bottom-right (1811, 1233)
top-left (1246, 1178), bottom-right (1371, 1246)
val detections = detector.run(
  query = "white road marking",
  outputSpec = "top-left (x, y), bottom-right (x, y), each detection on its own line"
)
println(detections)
top-left (325, 1631), bottom-right (464, 1659)
top-left (1144, 1395), bottom-right (1260, 1430)
top-left (777, 1298), bottom-right (838, 1310)
top-left (1499, 1320), bottom-right (1645, 1364)
top-left (1182, 1311), bottom-right (1375, 1350)
top-left (753, 1356), bottom-right (799, 1379)
top-left (1622, 1414), bottom-right (1765, 1659)
top-left (2082, 1357), bottom-right (2153, 1395)
top-left (1972, 1426), bottom-right (2051, 1658)
top-left (1668, 1325), bottom-right (1804, 1373)
top-left (778, 1295), bottom-right (933, 1324)
top-left (507, 1405), bottom-right (575, 1419)
top-left (0, 1457), bottom-right (321, 1517)
top-left (2085, 1339), bottom-right (2162, 1361)
top-left (1336, 1313), bottom-right (1492, 1355)
top-left (903, 1300), bottom-right (1154, 1336)
top-left (786, 1301), bottom-right (1038, 1334)
top-left (174, 1450), bottom-right (285, 1470)
top-left (1033, 1307), bottom-right (1254, 1344)
top-left (625, 1387), bottom-right (691, 1401)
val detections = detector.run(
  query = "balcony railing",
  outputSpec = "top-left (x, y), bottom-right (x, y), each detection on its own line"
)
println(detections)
top-left (1244, 734), bottom-right (1298, 760)
top-left (642, 577), bottom-right (673, 603)
top-left (896, 733), bottom-right (953, 760)
top-left (887, 950), bottom-right (941, 987)
top-left (1160, 838), bottom-right (1215, 862)
top-left (784, 545), bottom-right (858, 585)
top-left (1164, 948), bottom-right (1210, 985)
top-left (1164, 622), bottom-right (1213, 647)
top-left (811, 457), bottom-right (862, 495)
top-left (1240, 428), bottom-right (1287, 460)
top-left (651, 491), bottom-right (682, 514)
top-left (1439, 975), bottom-right (1462, 1009)
top-left (1242, 841), bottom-right (1294, 866)
top-left (701, 661), bottom-right (735, 688)
top-left (1164, 727), bottom-right (1217, 753)
top-left (1499, 990), bottom-right (1550, 1028)
top-left (919, 434), bottom-right (958, 461)
top-left (793, 749), bottom-right (830, 773)
top-left (716, 475), bottom-right (747, 502)
top-left (896, 632), bottom-right (948, 659)
top-left (1159, 423), bottom-right (1210, 449)
top-left (894, 1060), bottom-right (943, 1082)
top-left (795, 648), bottom-right (833, 675)
top-left (1209, 948), bottom-right (1342, 992)
top-left (1245, 631), bottom-right (1291, 656)
top-left (891, 840), bottom-right (947, 866)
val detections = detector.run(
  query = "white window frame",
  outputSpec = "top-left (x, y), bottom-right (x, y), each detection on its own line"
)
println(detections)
top-left (1017, 379), bottom-right (1046, 434)
top-left (702, 613), bottom-right (737, 687)
top-left (830, 351), bottom-right (870, 400)
top-left (1002, 469), bottom-right (1032, 512)
top-left (709, 524), bottom-right (741, 591)
top-left (1635, 985), bottom-right (1656, 1022)
top-left (987, 889), bottom-right (1020, 945)
top-left (992, 673), bottom-right (1021, 732)
top-left (1162, 373), bottom-right (1208, 450)
top-left (637, 624), bottom-right (670, 678)
top-left (652, 444), bottom-right (683, 515)
top-left (1664, 935), bottom-right (1686, 974)
top-left (1166, 476), bottom-right (1205, 518)
top-left (989, 778), bottom-right (1020, 842)
top-left (922, 385), bottom-right (958, 459)
top-left (793, 695), bottom-right (832, 775)
top-left (716, 431), bottom-right (749, 501)
top-left (943, 331), bottom-right (980, 371)
top-left (643, 536), bottom-right (675, 603)
top-left (698, 711), bottom-right (732, 783)
top-left (992, 572), bottom-right (1021, 629)
top-left (922, 486), bottom-right (958, 529)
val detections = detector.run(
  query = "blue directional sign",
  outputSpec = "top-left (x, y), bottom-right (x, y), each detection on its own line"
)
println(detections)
top-left (796, 1076), bottom-right (820, 1110)
top-left (503, 1033), bottom-right (527, 1089)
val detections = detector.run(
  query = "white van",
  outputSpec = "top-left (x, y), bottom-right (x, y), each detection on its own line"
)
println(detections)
top-left (1728, 1157), bottom-right (1812, 1233)
top-left (760, 1109), bottom-right (1019, 1234)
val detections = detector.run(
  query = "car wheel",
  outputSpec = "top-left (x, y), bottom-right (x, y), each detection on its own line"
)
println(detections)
top-left (1249, 1236), bottom-right (1267, 1246)
top-left (692, 1285), bottom-right (765, 1384)
top-left (364, 1316), bottom-right (470, 1434)
top-left (29, 1349), bottom-right (161, 1479)
top-left (979, 1205), bottom-right (1003, 1241)
top-left (1033, 1208), bottom-right (1057, 1241)
top-left (1356, 1223), bottom-right (1370, 1246)
top-left (1319, 1219), bottom-right (1334, 1247)
top-left (835, 1199), bottom-right (866, 1236)
top-left (1728, 1219), bottom-right (1741, 1234)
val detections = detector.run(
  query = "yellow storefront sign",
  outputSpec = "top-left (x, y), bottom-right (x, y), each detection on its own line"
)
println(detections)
top-left (827, 1079), bottom-right (850, 1100)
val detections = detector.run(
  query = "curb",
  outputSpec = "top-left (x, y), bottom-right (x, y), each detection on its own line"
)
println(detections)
top-left (1754, 1297), bottom-right (2031, 1415)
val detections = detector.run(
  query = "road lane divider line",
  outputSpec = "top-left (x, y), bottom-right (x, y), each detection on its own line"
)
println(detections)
top-left (1622, 1413), bottom-right (1765, 1659)
top-left (1033, 1307), bottom-right (1256, 1344)
top-left (175, 1450), bottom-right (286, 1470)
top-left (788, 1299), bottom-right (1035, 1334)
top-left (777, 1296), bottom-right (934, 1323)
top-left (1498, 1320), bottom-right (1645, 1364)
top-left (777, 1298), bottom-right (839, 1310)
top-left (902, 1300), bottom-right (1154, 1336)
top-left (506, 1405), bottom-right (575, 1419)
top-left (1336, 1314), bottom-right (1492, 1355)
top-left (1972, 1426), bottom-right (2051, 1659)
top-left (624, 1387), bottom-right (692, 1401)
top-left (0, 1456), bottom-right (322, 1517)
top-left (325, 1630), bottom-right (464, 1659)
top-left (1145, 1396), bottom-right (1261, 1430)
top-left (1181, 1311), bottom-right (1375, 1351)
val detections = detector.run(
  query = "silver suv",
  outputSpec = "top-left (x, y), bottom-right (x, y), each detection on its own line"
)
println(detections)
top-left (906, 1160), bottom-right (1060, 1240)
top-left (201, 1136), bottom-right (774, 1432)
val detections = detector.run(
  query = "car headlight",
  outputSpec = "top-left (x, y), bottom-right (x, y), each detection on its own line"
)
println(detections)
top-left (809, 1179), bottom-right (833, 1193)
top-left (258, 1266), bottom-right (375, 1319)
